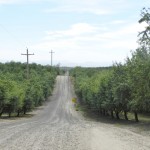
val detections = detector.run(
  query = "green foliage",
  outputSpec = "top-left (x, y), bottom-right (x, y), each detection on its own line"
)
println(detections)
top-left (138, 7), bottom-right (150, 47)
top-left (71, 8), bottom-right (150, 122)
top-left (0, 62), bottom-right (57, 117)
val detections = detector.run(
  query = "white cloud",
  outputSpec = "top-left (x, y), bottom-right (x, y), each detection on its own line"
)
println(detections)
top-left (43, 0), bottom-right (143, 15)
top-left (45, 23), bottom-right (97, 39)
top-left (1, 0), bottom-right (148, 66)
top-left (98, 22), bottom-right (146, 40)
top-left (110, 20), bottom-right (127, 25)
top-left (1, 21), bottom-right (146, 66)
top-left (30, 21), bottom-right (147, 66)
top-left (43, 0), bottom-right (126, 15)
top-left (44, 6), bottom-right (111, 15)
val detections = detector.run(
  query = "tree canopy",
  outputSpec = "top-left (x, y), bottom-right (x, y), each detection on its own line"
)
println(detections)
top-left (71, 8), bottom-right (150, 122)
top-left (0, 62), bottom-right (58, 117)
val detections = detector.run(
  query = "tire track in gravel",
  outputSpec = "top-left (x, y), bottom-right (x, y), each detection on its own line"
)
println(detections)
top-left (0, 75), bottom-right (150, 150)
top-left (0, 75), bottom-right (89, 150)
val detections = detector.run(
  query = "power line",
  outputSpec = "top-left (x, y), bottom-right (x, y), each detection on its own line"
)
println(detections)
top-left (21, 48), bottom-right (34, 79)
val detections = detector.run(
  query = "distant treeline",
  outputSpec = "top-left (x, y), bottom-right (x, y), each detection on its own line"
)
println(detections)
top-left (0, 62), bottom-right (58, 117)
top-left (71, 8), bottom-right (150, 122)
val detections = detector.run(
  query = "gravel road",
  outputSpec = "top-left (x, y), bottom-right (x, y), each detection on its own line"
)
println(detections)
top-left (0, 75), bottom-right (150, 150)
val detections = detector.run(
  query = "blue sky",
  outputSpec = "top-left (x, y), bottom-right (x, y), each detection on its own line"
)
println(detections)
top-left (0, 0), bottom-right (149, 67)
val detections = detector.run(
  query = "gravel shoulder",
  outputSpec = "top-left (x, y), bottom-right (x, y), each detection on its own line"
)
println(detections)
top-left (0, 75), bottom-right (150, 150)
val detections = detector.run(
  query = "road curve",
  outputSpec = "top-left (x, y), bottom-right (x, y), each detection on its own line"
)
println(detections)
top-left (0, 75), bottom-right (150, 150)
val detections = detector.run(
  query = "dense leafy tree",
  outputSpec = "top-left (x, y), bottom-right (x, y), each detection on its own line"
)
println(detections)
top-left (0, 62), bottom-right (57, 117)
top-left (71, 8), bottom-right (150, 122)
top-left (138, 8), bottom-right (150, 47)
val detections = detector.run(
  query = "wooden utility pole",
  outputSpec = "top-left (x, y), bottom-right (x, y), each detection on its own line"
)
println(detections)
top-left (21, 48), bottom-right (34, 79)
top-left (50, 50), bottom-right (54, 66)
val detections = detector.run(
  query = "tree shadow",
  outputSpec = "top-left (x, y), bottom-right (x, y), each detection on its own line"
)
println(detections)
top-left (0, 113), bottom-right (35, 120)
top-left (79, 105), bottom-right (150, 135)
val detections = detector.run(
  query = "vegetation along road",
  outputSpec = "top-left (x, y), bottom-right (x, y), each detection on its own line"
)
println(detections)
top-left (0, 75), bottom-right (150, 150)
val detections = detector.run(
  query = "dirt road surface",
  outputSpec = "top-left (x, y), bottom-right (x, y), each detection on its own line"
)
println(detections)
top-left (0, 75), bottom-right (150, 150)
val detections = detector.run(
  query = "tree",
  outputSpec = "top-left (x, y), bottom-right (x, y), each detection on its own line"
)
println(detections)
top-left (126, 47), bottom-right (150, 121)
top-left (138, 7), bottom-right (150, 47)
top-left (0, 62), bottom-right (57, 117)
top-left (0, 80), bottom-right (9, 116)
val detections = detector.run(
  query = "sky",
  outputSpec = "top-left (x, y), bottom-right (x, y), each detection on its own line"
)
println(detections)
top-left (0, 0), bottom-right (149, 67)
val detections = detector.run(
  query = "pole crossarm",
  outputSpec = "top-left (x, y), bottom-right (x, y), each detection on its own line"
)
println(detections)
top-left (21, 48), bottom-right (34, 79)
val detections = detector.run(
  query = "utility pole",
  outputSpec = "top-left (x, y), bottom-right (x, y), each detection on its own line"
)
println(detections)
top-left (49, 50), bottom-right (54, 66)
top-left (21, 48), bottom-right (34, 79)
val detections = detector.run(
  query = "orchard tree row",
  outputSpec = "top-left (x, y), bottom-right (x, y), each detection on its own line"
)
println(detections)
top-left (71, 8), bottom-right (150, 122)
top-left (0, 62), bottom-right (58, 117)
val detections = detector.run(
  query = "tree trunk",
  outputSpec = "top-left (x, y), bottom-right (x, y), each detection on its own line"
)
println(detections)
top-left (0, 109), bottom-right (3, 117)
top-left (134, 111), bottom-right (139, 122)
top-left (0, 112), bottom-right (3, 117)
top-left (23, 107), bottom-right (26, 115)
top-left (115, 111), bottom-right (120, 119)
top-left (111, 110), bottom-right (114, 118)
top-left (124, 111), bottom-right (128, 120)
top-left (8, 112), bottom-right (11, 117)
top-left (103, 109), bottom-right (106, 116)
top-left (106, 110), bottom-right (109, 116)
top-left (99, 110), bottom-right (103, 115)
top-left (17, 110), bottom-right (20, 117)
